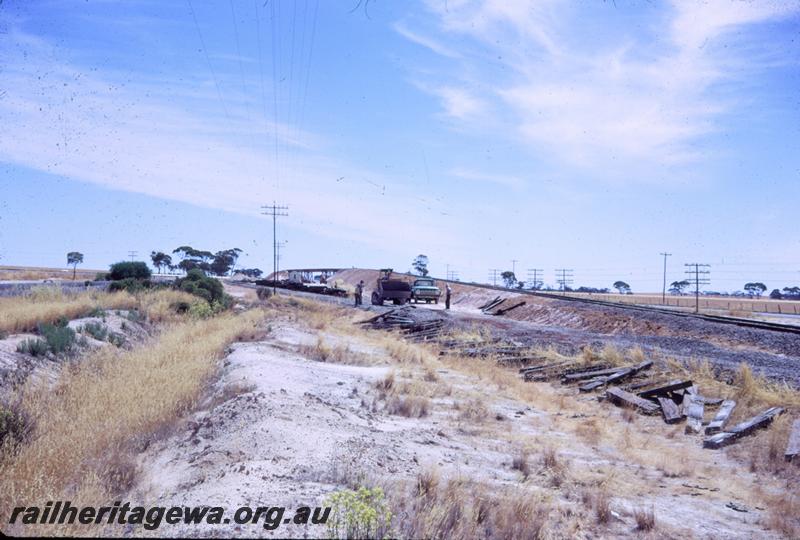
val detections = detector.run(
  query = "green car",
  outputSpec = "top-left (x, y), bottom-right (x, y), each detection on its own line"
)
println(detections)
top-left (411, 277), bottom-right (441, 304)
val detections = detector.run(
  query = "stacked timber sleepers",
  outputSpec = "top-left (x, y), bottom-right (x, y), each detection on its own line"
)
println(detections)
top-left (522, 357), bottom-right (791, 450)
top-left (356, 309), bottom-right (447, 342)
top-left (479, 297), bottom-right (527, 316)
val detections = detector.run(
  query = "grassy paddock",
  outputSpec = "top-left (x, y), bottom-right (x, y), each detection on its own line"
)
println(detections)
top-left (0, 288), bottom-right (205, 334)
top-left (0, 309), bottom-right (265, 535)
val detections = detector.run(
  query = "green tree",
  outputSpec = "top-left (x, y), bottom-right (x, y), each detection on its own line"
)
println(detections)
top-left (150, 251), bottom-right (172, 274)
top-left (239, 268), bottom-right (263, 278)
top-left (210, 248), bottom-right (243, 276)
top-left (172, 246), bottom-right (214, 274)
top-left (613, 281), bottom-right (631, 294)
top-left (412, 254), bottom-right (429, 276)
top-left (669, 280), bottom-right (690, 295)
top-left (66, 252), bottom-right (84, 280)
top-left (175, 268), bottom-right (225, 305)
top-left (501, 270), bottom-right (517, 288)
top-left (108, 261), bottom-right (152, 280)
top-left (743, 282), bottom-right (767, 297)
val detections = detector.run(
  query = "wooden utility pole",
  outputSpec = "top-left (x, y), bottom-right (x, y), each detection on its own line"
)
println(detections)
top-left (488, 269), bottom-right (500, 287)
top-left (555, 269), bottom-right (574, 295)
top-left (660, 252), bottom-right (672, 304)
top-left (261, 203), bottom-right (289, 295)
top-left (685, 263), bottom-right (710, 313)
top-left (527, 268), bottom-right (543, 290)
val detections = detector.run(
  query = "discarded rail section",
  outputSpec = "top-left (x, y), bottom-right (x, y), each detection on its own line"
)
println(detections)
top-left (357, 306), bottom-right (795, 457)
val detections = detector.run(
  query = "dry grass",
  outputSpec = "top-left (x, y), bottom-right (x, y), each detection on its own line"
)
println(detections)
top-left (377, 376), bottom-right (434, 418)
top-left (390, 472), bottom-right (555, 540)
top-left (136, 289), bottom-right (204, 323)
top-left (455, 397), bottom-right (490, 422)
top-left (511, 447), bottom-right (531, 479)
top-left (0, 288), bottom-right (137, 334)
top-left (386, 395), bottom-right (430, 418)
top-left (0, 288), bottom-right (206, 334)
top-left (0, 309), bottom-right (265, 536)
top-left (383, 338), bottom-right (437, 365)
top-left (0, 267), bottom-right (100, 281)
top-left (299, 336), bottom-right (370, 365)
top-left (593, 488), bottom-right (611, 524)
top-left (634, 506), bottom-right (656, 531)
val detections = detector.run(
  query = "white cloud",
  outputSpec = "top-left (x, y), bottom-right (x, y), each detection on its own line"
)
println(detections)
top-left (0, 30), bottom-right (460, 253)
top-left (393, 22), bottom-right (461, 58)
top-left (419, 84), bottom-right (485, 120)
top-left (404, 0), bottom-right (800, 175)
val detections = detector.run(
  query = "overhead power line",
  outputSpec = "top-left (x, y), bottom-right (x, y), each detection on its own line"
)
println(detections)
top-left (262, 203), bottom-right (289, 295)
top-left (685, 263), bottom-right (711, 313)
top-left (555, 269), bottom-right (574, 295)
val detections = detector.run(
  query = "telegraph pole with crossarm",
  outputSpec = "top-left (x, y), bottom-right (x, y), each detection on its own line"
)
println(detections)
top-left (261, 203), bottom-right (289, 295)
top-left (684, 263), bottom-right (710, 313)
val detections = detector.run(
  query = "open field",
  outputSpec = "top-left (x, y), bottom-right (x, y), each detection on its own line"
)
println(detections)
top-left (0, 265), bottom-right (106, 282)
top-left (558, 291), bottom-right (800, 316)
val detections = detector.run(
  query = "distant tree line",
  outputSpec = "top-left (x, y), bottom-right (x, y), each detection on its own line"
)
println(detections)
top-left (149, 247), bottom-right (261, 277)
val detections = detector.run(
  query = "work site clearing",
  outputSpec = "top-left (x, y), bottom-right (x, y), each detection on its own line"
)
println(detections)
top-left (1, 269), bottom-right (799, 539)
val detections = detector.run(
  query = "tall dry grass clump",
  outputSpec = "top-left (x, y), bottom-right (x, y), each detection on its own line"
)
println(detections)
top-left (136, 289), bottom-right (204, 323)
top-left (0, 288), bottom-right (138, 334)
top-left (0, 309), bottom-right (265, 535)
top-left (733, 364), bottom-right (800, 409)
top-left (390, 472), bottom-right (554, 539)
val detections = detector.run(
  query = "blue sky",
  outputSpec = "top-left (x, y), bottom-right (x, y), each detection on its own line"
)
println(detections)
top-left (1, 0), bottom-right (799, 292)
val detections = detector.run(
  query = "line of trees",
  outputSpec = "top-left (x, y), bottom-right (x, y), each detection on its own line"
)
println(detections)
top-left (150, 247), bottom-right (261, 277)
top-left (66, 248), bottom-right (261, 279)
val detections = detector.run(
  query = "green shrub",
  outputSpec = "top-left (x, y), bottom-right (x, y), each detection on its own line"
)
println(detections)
top-left (108, 261), bottom-right (152, 281)
top-left (87, 307), bottom-right (106, 318)
top-left (80, 321), bottom-right (108, 341)
top-left (16, 338), bottom-right (48, 357)
top-left (126, 309), bottom-right (143, 322)
top-left (188, 301), bottom-right (214, 319)
top-left (108, 278), bottom-right (150, 294)
top-left (94, 272), bottom-right (109, 281)
top-left (325, 487), bottom-right (393, 540)
top-left (108, 332), bottom-right (126, 348)
top-left (175, 269), bottom-right (225, 305)
top-left (36, 322), bottom-right (76, 354)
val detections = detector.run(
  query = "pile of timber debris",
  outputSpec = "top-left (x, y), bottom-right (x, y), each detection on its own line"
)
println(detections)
top-left (516, 355), bottom-right (791, 452)
top-left (357, 309), bottom-right (798, 459)
top-left (356, 308), bottom-right (446, 342)
top-left (478, 296), bottom-right (526, 316)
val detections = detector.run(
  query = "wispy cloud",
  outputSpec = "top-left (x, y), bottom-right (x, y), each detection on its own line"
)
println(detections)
top-left (0, 29), bottom-right (461, 253)
top-left (393, 22), bottom-right (461, 58)
top-left (413, 82), bottom-right (485, 120)
top-left (403, 0), bottom-right (800, 176)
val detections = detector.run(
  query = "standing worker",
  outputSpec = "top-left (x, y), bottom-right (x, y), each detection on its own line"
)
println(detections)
top-left (445, 283), bottom-right (452, 310)
top-left (354, 280), bottom-right (364, 306)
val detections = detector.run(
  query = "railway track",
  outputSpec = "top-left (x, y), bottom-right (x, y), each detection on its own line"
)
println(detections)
top-left (244, 271), bottom-right (800, 336)
top-left (442, 279), bottom-right (800, 336)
